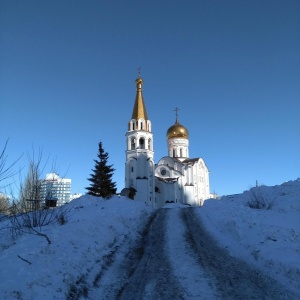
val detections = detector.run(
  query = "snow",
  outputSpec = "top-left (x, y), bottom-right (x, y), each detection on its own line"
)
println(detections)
top-left (198, 179), bottom-right (300, 295)
top-left (0, 197), bottom-right (153, 299)
top-left (166, 208), bottom-right (218, 299)
top-left (0, 179), bottom-right (299, 298)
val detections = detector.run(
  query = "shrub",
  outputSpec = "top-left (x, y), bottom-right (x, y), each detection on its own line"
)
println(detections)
top-left (8, 203), bottom-right (71, 243)
top-left (247, 189), bottom-right (275, 210)
top-left (56, 213), bottom-right (67, 225)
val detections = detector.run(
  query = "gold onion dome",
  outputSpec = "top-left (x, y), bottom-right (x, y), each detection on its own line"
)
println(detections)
top-left (167, 119), bottom-right (189, 139)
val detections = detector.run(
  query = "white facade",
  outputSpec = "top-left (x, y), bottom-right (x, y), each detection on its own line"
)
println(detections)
top-left (154, 156), bottom-right (210, 208)
top-left (123, 76), bottom-right (211, 208)
top-left (167, 138), bottom-right (189, 160)
top-left (40, 173), bottom-right (71, 206)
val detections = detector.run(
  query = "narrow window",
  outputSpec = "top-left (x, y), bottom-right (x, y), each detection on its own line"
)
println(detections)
top-left (180, 148), bottom-right (183, 157)
top-left (139, 138), bottom-right (145, 149)
top-left (173, 149), bottom-right (176, 157)
top-left (131, 138), bottom-right (135, 150)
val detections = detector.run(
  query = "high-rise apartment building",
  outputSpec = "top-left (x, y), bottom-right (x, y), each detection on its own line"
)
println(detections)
top-left (40, 173), bottom-right (71, 206)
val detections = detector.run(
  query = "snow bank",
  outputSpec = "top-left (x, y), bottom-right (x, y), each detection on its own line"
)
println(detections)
top-left (198, 179), bottom-right (300, 294)
top-left (0, 195), bottom-right (153, 299)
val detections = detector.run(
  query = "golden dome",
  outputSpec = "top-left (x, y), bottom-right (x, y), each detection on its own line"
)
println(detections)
top-left (167, 120), bottom-right (189, 139)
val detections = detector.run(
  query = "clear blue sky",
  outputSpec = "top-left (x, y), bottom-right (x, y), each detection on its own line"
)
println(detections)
top-left (1, 0), bottom-right (299, 196)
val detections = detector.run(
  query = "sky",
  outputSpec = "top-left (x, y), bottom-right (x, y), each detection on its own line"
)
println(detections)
top-left (1, 0), bottom-right (299, 196)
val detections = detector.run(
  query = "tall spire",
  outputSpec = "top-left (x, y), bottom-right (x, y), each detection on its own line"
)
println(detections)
top-left (131, 69), bottom-right (148, 121)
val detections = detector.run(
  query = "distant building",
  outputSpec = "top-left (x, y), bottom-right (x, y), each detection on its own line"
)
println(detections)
top-left (40, 173), bottom-right (71, 206)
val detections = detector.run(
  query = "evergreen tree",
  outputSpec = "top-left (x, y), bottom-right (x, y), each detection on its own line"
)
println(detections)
top-left (86, 142), bottom-right (117, 198)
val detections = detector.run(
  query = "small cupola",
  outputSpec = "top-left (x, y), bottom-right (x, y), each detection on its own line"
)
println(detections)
top-left (166, 108), bottom-right (189, 139)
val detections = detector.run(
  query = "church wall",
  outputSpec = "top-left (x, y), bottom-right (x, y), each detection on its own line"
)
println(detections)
top-left (177, 176), bottom-right (184, 203)
top-left (126, 131), bottom-right (153, 151)
top-left (185, 166), bottom-right (191, 185)
top-left (153, 157), bottom-right (211, 207)
top-left (154, 180), bottom-right (164, 207)
top-left (196, 160), bottom-right (211, 204)
top-left (203, 168), bottom-right (210, 200)
top-left (136, 179), bottom-right (149, 203)
top-left (184, 185), bottom-right (194, 206)
top-left (154, 180), bottom-right (183, 207)
top-left (167, 138), bottom-right (189, 160)
top-left (125, 157), bottom-right (136, 189)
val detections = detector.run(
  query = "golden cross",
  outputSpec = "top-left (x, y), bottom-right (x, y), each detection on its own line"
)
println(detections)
top-left (137, 67), bottom-right (141, 77)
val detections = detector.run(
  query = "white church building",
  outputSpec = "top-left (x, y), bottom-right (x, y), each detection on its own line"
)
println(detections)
top-left (122, 74), bottom-right (211, 208)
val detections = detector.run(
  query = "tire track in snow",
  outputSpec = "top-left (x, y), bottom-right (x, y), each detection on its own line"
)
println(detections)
top-left (181, 208), bottom-right (297, 300)
top-left (91, 209), bottom-right (185, 299)
top-left (166, 208), bottom-right (219, 299)
top-left (117, 209), bottom-right (184, 300)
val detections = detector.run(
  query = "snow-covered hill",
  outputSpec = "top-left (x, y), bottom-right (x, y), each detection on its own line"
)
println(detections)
top-left (198, 179), bottom-right (300, 296)
top-left (0, 179), bottom-right (299, 299)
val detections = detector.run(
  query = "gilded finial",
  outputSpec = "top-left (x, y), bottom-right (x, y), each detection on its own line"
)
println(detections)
top-left (174, 107), bottom-right (179, 124)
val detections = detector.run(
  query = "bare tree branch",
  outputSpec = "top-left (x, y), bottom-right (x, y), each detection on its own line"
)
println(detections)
top-left (0, 139), bottom-right (23, 185)
top-left (17, 255), bottom-right (32, 265)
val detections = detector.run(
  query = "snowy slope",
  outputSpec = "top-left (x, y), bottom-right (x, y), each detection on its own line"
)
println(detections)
top-left (198, 179), bottom-right (300, 295)
top-left (0, 197), bottom-right (153, 299)
top-left (0, 179), bottom-right (299, 299)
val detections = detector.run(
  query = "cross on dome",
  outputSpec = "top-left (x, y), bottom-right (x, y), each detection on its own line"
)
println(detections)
top-left (166, 107), bottom-right (189, 139)
top-left (174, 107), bottom-right (180, 123)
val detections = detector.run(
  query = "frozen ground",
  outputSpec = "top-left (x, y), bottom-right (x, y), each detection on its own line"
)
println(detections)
top-left (0, 179), bottom-right (299, 299)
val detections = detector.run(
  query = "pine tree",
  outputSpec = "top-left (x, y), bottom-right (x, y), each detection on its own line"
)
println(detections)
top-left (86, 142), bottom-right (117, 199)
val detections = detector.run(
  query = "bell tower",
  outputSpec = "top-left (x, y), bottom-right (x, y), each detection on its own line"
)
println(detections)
top-left (125, 73), bottom-right (155, 206)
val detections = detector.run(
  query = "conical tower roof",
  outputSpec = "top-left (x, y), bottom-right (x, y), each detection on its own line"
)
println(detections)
top-left (131, 76), bottom-right (148, 121)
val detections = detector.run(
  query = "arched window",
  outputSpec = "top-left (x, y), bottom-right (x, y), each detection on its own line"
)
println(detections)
top-left (173, 149), bottom-right (176, 157)
top-left (148, 138), bottom-right (151, 150)
top-left (180, 148), bottom-right (183, 157)
top-left (139, 138), bottom-right (145, 149)
top-left (131, 138), bottom-right (135, 150)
